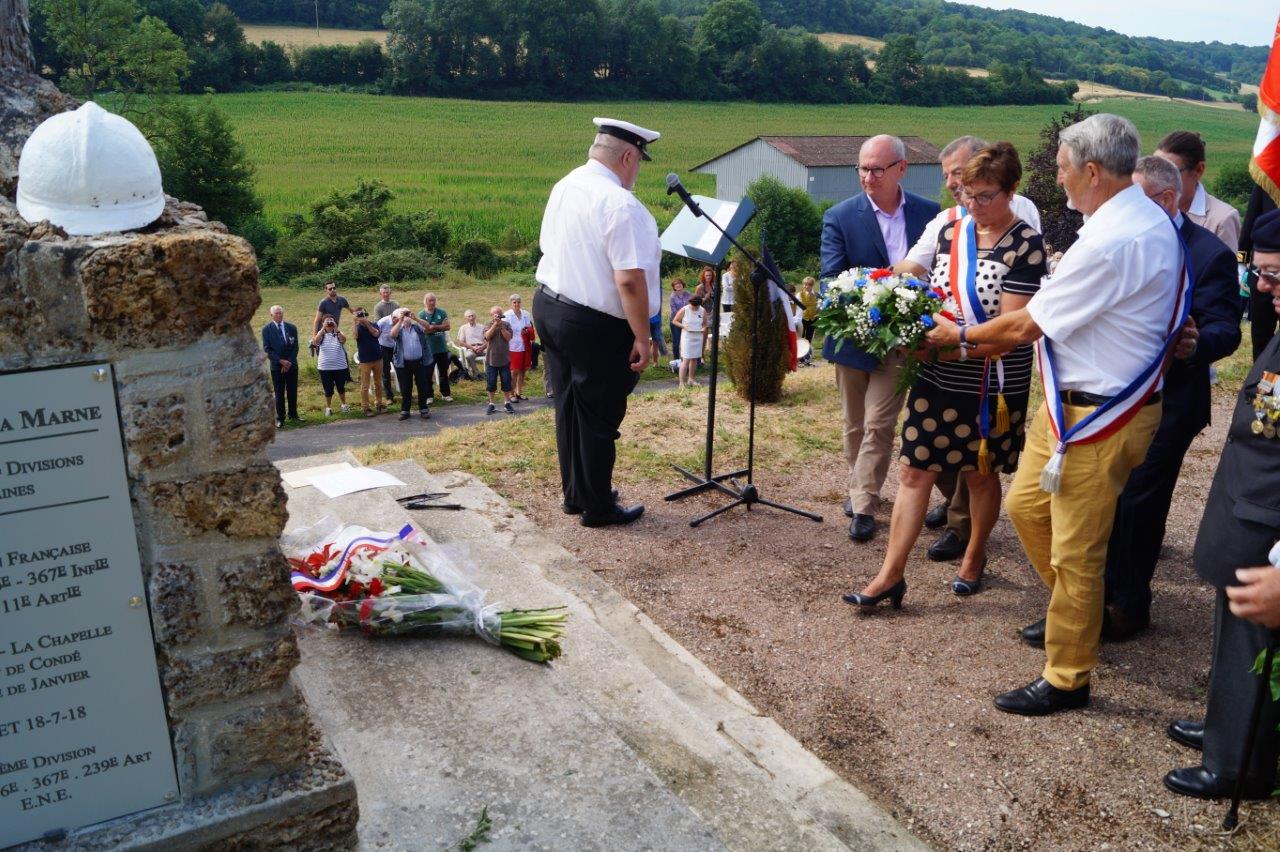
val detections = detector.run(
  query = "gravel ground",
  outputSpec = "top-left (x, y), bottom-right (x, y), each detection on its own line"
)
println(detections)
top-left (503, 379), bottom-right (1280, 851)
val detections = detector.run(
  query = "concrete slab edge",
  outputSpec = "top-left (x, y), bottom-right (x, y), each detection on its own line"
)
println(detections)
top-left (434, 468), bottom-right (928, 852)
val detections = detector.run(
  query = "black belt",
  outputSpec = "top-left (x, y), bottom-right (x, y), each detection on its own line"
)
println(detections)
top-left (537, 284), bottom-right (588, 311)
top-left (1060, 390), bottom-right (1162, 407)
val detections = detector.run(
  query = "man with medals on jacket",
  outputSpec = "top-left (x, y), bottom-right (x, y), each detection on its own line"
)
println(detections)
top-left (1162, 209), bottom-right (1280, 800)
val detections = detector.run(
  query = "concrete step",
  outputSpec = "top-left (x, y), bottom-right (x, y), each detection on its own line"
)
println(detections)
top-left (277, 453), bottom-right (924, 851)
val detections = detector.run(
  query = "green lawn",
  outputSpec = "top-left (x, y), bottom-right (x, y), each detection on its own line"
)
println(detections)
top-left (255, 274), bottom-right (680, 428)
top-left (210, 92), bottom-right (1258, 246)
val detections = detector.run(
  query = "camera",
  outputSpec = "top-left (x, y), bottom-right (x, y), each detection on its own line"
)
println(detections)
top-left (355, 310), bottom-right (367, 318)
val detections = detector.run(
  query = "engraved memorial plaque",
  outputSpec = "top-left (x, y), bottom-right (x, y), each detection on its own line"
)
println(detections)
top-left (0, 363), bottom-right (178, 847)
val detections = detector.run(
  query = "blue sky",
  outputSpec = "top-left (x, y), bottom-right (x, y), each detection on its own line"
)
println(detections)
top-left (960, 0), bottom-right (1274, 46)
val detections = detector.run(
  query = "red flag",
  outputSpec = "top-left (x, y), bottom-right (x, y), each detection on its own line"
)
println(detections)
top-left (1251, 14), bottom-right (1280, 205)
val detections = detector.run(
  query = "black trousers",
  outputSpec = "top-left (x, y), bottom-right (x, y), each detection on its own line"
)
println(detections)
top-left (1249, 270), bottom-right (1279, 359)
top-left (533, 288), bottom-right (639, 514)
top-left (430, 351), bottom-right (451, 398)
top-left (397, 358), bottom-right (431, 412)
top-left (1203, 590), bottom-right (1280, 786)
top-left (1104, 418), bottom-right (1198, 620)
top-left (381, 344), bottom-right (397, 399)
top-left (270, 366), bottom-right (297, 421)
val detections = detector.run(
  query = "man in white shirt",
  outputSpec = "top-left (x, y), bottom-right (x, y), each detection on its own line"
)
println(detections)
top-left (927, 114), bottom-right (1188, 716)
top-left (456, 309), bottom-right (486, 379)
top-left (899, 135), bottom-right (1043, 562)
top-left (533, 117), bottom-right (660, 528)
top-left (1155, 130), bottom-right (1241, 252)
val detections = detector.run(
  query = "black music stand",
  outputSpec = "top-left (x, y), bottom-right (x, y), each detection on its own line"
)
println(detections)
top-left (658, 194), bottom-right (822, 528)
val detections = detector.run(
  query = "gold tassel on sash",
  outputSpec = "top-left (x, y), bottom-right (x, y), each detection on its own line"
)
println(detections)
top-left (977, 438), bottom-right (991, 474)
top-left (995, 393), bottom-right (1010, 436)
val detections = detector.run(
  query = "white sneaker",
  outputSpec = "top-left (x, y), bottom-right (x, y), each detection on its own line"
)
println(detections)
top-left (443, 396), bottom-right (453, 402)
top-left (324, 406), bottom-right (332, 416)
top-left (340, 403), bottom-right (350, 412)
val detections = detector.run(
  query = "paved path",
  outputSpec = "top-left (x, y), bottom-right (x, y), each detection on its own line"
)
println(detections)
top-left (268, 378), bottom-right (681, 461)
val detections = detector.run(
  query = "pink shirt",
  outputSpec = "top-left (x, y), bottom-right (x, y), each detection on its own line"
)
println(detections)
top-left (869, 189), bottom-right (908, 265)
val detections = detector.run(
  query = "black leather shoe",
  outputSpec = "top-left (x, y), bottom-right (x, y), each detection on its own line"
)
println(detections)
top-left (994, 678), bottom-right (1090, 716)
top-left (849, 513), bottom-right (876, 542)
top-left (843, 498), bottom-right (853, 518)
top-left (1020, 618), bottom-right (1046, 648)
top-left (927, 529), bottom-right (968, 562)
top-left (924, 503), bottom-right (948, 530)
top-left (1167, 719), bottom-right (1204, 751)
top-left (843, 579), bottom-right (906, 609)
top-left (563, 490), bottom-right (618, 515)
top-left (581, 503), bottom-right (644, 528)
top-left (1163, 765), bottom-right (1272, 800)
top-left (1101, 605), bottom-right (1149, 642)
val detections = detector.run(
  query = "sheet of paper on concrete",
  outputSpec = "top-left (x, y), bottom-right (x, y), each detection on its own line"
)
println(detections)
top-left (309, 467), bottom-right (405, 498)
top-left (282, 462), bottom-right (355, 489)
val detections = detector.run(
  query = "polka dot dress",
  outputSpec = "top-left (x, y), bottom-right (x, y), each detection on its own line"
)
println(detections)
top-left (899, 221), bottom-right (1047, 473)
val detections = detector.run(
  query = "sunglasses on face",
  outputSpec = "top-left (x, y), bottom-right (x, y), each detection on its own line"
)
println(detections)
top-left (959, 189), bottom-right (1005, 207)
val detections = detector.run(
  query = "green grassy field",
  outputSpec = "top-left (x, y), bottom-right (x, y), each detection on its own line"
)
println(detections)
top-left (210, 92), bottom-right (1258, 246)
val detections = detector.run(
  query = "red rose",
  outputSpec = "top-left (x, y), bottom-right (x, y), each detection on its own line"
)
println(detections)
top-left (869, 268), bottom-right (892, 280)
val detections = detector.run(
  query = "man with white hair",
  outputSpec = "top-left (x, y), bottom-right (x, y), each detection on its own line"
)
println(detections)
top-left (456, 309), bottom-right (486, 379)
top-left (821, 133), bottom-right (940, 543)
top-left (928, 114), bottom-right (1191, 716)
top-left (262, 305), bottom-right (300, 428)
top-left (533, 118), bottom-right (659, 528)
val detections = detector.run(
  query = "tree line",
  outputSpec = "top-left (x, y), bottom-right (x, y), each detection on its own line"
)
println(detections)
top-left (219, 0), bottom-right (1268, 104)
top-left (29, 0), bottom-right (1073, 106)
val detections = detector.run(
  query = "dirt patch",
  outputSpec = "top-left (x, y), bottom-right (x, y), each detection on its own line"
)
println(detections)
top-left (499, 368), bottom-right (1280, 850)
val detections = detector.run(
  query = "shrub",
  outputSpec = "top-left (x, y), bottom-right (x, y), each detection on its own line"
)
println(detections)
top-left (1211, 160), bottom-right (1255, 213)
top-left (456, 238), bottom-right (500, 277)
top-left (743, 176), bottom-right (822, 272)
top-left (721, 258), bottom-right (790, 403)
top-left (383, 211), bottom-right (450, 256)
top-left (288, 248), bottom-right (445, 290)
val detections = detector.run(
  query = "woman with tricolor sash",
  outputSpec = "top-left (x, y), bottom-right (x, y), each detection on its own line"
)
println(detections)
top-left (844, 143), bottom-right (1046, 609)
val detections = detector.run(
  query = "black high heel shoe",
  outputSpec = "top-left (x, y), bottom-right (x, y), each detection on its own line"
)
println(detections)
top-left (951, 557), bottom-right (987, 597)
top-left (842, 579), bottom-right (906, 609)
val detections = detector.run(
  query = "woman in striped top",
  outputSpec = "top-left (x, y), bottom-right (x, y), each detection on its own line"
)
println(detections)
top-left (311, 315), bottom-right (351, 416)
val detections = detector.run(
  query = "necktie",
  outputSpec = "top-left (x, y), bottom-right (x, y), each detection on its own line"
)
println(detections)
top-left (278, 323), bottom-right (285, 339)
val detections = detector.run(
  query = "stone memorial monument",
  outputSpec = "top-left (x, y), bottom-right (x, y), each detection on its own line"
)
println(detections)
top-left (0, 4), bottom-right (358, 846)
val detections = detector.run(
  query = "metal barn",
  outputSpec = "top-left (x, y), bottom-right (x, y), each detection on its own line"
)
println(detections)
top-left (690, 136), bottom-right (944, 204)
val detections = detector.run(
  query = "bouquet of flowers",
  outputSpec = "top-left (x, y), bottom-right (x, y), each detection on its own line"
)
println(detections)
top-left (285, 520), bottom-right (567, 663)
top-left (814, 267), bottom-right (945, 392)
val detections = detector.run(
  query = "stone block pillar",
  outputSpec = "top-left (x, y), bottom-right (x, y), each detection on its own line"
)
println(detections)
top-left (0, 199), bottom-right (358, 848)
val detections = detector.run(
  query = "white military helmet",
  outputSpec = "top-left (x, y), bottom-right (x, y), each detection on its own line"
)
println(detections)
top-left (16, 102), bottom-right (164, 236)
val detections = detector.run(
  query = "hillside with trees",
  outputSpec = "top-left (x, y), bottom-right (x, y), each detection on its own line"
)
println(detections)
top-left (218, 0), bottom-right (1269, 103)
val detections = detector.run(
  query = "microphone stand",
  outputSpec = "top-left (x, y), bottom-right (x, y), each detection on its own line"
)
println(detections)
top-left (663, 180), bottom-right (822, 528)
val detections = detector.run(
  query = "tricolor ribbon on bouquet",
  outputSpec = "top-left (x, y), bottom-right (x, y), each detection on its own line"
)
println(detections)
top-left (947, 211), bottom-right (1009, 473)
top-left (290, 524), bottom-right (416, 592)
top-left (1034, 221), bottom-right (1195, 494)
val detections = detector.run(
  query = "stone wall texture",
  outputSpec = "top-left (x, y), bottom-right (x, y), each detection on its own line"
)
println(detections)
top-left (1, 196), bottom-right (358, 848)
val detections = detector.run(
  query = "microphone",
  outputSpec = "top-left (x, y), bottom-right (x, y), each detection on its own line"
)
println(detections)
top-left (666, 173), bottom-right (704, 218)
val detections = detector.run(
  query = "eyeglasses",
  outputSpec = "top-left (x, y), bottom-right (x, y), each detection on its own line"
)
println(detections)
top-left (958, 188), bottom-right (1005, 207)
top-left (858, 160), bottom-right (903, 178)
top-left (1248, 263), bottom-right (1280, 284)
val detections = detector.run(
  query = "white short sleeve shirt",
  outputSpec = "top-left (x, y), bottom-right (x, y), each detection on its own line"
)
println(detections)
top-left (905, 194), bottom-right (1042, 270)
top-left (1026, 183), bottom-right (1184, 397)
top-left (535, 160), bottom-right (661, 320)
top-left (504, 308), bottom-right (533, 353)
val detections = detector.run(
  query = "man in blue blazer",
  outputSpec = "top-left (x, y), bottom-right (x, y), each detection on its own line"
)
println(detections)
top-left (262, 305), bottom-right (300, 428)
top-left (820, 135), bottom-right (940, 541)
top-left (1100, 156), bottom-right (1242, 639)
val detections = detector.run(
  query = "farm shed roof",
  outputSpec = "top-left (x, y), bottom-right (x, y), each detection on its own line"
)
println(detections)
top-left (691, 136), bottom-right (942, 170)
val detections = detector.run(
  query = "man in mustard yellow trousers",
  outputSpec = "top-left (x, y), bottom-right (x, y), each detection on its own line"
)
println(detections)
top-left (927, 114), bottom-right (1193, 714)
